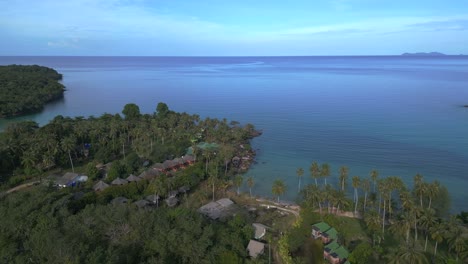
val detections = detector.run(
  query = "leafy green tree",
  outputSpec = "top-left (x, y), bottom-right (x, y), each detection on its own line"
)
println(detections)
top-left (272, 179), bottom-right (286, 203)
top-left (156, 102), bottom-right (169, 117)
top-left (85, 162), bottom-right (100, 180)
top-left (106, 160), bottom-right (127, 182)
top-left (348, 243), bottom-right (373, 264)
top-left (122, 103), bottom-right (141, 120)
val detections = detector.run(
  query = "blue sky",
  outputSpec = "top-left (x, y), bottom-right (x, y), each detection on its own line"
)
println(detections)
top-left (1, 0), bottom-right (467, 56)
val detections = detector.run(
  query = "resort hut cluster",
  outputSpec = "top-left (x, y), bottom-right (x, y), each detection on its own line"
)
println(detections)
top-left (88, 155), bottom-right (196, 208)
top-left (312, 222), bottom-right (350, 264)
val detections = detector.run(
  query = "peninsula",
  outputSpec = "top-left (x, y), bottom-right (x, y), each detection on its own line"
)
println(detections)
top-left (0, 65), bottom-right (65, 118)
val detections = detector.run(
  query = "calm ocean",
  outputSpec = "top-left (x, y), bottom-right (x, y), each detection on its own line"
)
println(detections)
top-left (1, 56), bottom-right (468, 212)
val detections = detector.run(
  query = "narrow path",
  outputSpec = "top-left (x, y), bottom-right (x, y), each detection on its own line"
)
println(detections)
top-left (5, 180), bottom-right (40, 194)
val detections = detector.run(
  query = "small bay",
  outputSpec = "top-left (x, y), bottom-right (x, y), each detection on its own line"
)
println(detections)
top-left (1, 56), bottom-right (467, 212)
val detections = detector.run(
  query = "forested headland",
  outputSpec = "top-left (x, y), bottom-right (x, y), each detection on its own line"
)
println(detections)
top-left (0, 102), bottom-right (268, 263)
top-left (0, 65), bottom-right (65, 117)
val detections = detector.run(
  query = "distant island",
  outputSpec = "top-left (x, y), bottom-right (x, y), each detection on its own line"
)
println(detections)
top-left (401, 52), bottom-right (447, 56)
top-left (0, 65), bottom-right (65, 118)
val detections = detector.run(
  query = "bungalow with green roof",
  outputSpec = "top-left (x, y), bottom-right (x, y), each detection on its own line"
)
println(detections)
top-left (328, 246), bottom-right (349, 264)
top-left (322, 227), bottom-right (338, 244)
top-left (311, 222), bottom-right (331, 239)
top-left (323, 241), bottom-right (340, 259)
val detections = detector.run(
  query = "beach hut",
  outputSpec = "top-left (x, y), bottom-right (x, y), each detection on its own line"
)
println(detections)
top-left (168, 190), bottom-right (179, 198)
top-left (93, 180), bottom-right (109, 192)
top-left (252, 223), bottom-right (267, 240)
top-left (126, 174), bottom-right (142, 182)
top-left (247, 240), bottom-right (265, 258)
top-left (182, 155), bottom-right (195, 165)
top-left (56, 172), bottom-right (79, 188)
top-left (173, 157), bottom-right (185, 168)
top-left (322, 227), bottom-right (338, 244)
top-left (328, 246), bottom-right (349, 264)
top-left (178, 185), bottom-right (190, 194)
top-left (153, 163), bottom-right (165, 172)
top-left (111, 177), bottom-right (128, 186)
top-left (111, 197), bottom-right (129, 205)
top-left (146, 194), bottom-right (160, 206)
top-left (134, 199), bottom-right (149, 209)
top-left (163, 160), bottom-right (176, 171)
top-left (165, 196), bottom-right (179, 207)
top-left (139, 169), bottom-right (161, 180)
top-left (312, 222), bottom-right (331, 239)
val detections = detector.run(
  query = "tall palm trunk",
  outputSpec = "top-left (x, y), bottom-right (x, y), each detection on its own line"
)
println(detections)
top-left (68, 150), bottom-right (74, 173)
top-left (363, 191), bottom-right (368, 211)
top-left (424, 235), bottom-right (428, 251)
top-left (382, 199), bottom-right (386, 236)
top-left (434, 241), bottom-right (438, 257)
top-left (354, 193), bottom-right (359, 215)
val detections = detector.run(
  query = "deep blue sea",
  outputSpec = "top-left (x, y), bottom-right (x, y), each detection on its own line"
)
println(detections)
top-left (1, 56), bottom-right (468, 212)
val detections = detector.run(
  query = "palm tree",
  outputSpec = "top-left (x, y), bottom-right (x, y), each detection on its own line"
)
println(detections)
top-left (362, 178), bottom-right (371, 212)
top-left (414, 174), bottom-right (426, 208)
top-left (272, 179), bottom-right (286, 203)
top-left (334, 190), bottom-right (350, 215)
top-left (429, 222), bottom-right (444, 257)
top-left (390, 212), bottom-right (413, 245)
top-left (208, 164), bottom-right (218, 201)
top-left (352, 176), bottom-right (360, 215)
top-left (247, 176), bottom-right (254, 197)
top-left (21, 148), bottom-right (37, 175)
top-left (370, 169), bottom-right (379, 193)
top-left (61, 135), bottom-right (76, 173)
top-left (364, 210), bottom-right (382, 246)
top-left (305, 184), bottom-right (323, 214)
top-left (445, 217), bottom-right (466, 262)
top-left (398, 242), bottom-right (429, 264)
top-left (234, 174), bottom-right (243, 195)
top-left (427, 181), bottom-right (440, 209)
top-left (379, 181), bottom-right (388, 237)
top-left (320, 163), bottom-right (330, 186)
top-left (296, 167), bottom-right (304, 193)
top-left (310, 161), bottom-right (320, 186)
top-left (419, 208), bottom-right (436, 252)
top-left (339, 166), bottom-right (349, 191)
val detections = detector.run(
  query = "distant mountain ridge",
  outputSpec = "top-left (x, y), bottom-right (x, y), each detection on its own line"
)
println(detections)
top-left (401, 52), bottom-right (447, 56)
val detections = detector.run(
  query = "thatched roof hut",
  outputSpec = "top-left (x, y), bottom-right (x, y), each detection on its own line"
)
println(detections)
top-left (178, 186), bottom-right (190, 193)
top-left (93, 180), bottom-right (109, 192)
top-left (139, 169), bottom-right (161, 180)
top-left (153, 163), bottom-right (165, 171)
top-left (247, 240), bottom-right (265, 258)
top-left (134, 199), bottom-right (150, 208)
top-left (182, 155), bottom-right (195, 164)
top-left (111, 177), bottom-right (129, 186)
top-left (173, 157), bottom-right (185, 166)
top-left (165, 197), bottom-right (179, 207)
top-left (163, 160), bottom-right (176, 170)
top-left (111, 197), bottom-right (129, 205)
top-left (145, 194), bottom-right (160, 204)
top-left (126, 174), bottom-right (142, 182)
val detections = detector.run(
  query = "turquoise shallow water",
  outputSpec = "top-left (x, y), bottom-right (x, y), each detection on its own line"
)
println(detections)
top-left (1, 56), bottom-right (468, 212)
